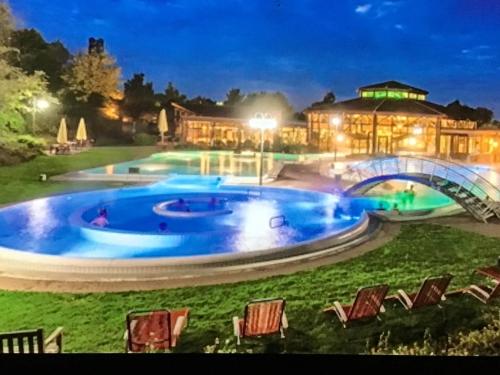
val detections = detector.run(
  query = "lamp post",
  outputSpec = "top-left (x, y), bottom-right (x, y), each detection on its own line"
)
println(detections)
top-left (249, 113), bottom-right (277, 186)
top-left (32, 98), bottom-right (50, 134)
top-left (330, 116), bottom-right (342, 162)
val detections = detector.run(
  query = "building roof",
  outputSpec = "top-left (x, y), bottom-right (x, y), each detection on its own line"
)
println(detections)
top-left (173, 102), bottom-right (307, 127)
top-left (358, 80), bottom-right (429, 95)
top-left (306, 97), bottom-right (447, 117)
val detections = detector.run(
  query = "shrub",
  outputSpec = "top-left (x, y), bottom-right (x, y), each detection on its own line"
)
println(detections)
top-left (370, 314), bottom-right (500, 356)
top-left (133, 133), bottom-right (157, 146)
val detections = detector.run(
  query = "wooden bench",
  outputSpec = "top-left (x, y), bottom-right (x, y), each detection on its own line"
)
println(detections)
top-left (0, 327), bottom-right (64, 354)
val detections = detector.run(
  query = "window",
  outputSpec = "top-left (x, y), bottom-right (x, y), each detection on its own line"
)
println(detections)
top-left (417, 94), bottom-right (426, 100)
top-left (374, 91), bottom-right (387, 99)
top-left (409, 93), bottom-right (417, 99)
top-left (387, 91), bottom-right (406, 99)
top-left (362, 90), bottom-right (374, 98)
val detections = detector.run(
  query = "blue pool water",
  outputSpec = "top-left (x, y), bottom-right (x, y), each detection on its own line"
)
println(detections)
top-left (0, 181), bottom-right (368, 259)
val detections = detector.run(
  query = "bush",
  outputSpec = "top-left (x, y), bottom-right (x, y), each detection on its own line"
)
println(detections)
top-left (133, 133), bottom-right (157, 146)
top-left (0, 135), bottom-right (46, 166)
top-left (370, 314), bottom-right (500, 356)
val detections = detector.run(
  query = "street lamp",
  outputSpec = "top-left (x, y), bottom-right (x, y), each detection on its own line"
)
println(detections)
top-left (32, 98), bottom-right (50, 134)
top-left (330, 115), bottom-right (343, 162)
top-left (249, 113), bottom-right (277, 186)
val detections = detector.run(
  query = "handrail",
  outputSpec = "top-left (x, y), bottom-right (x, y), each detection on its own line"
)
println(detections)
top-left (347, 155), bottom-right (499, 202)
top-left (269, 215), bottom-right (288, 229)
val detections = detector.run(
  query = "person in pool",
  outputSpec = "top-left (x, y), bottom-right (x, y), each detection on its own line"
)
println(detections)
top-left (91, 208), bottom-right (109, 227)
top-left (391, 203), bottom-right (401, 215)
top-left (377, 202), bottom-right (387, 211)
top-left (407, 184), bottom-right (416, 206)
top-left (158, 222), bottom-right (168, 233)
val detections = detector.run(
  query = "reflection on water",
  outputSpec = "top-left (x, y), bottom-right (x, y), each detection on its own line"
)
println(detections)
top-left (25, 198), bottom-right (58, 240)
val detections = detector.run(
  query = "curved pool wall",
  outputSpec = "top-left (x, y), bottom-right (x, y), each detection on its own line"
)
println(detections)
top-left (0, 181), bottom-right (377, 281)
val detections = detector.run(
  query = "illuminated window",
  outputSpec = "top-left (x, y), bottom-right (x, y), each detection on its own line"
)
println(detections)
top-left (374, 91), bottom-right (387, 99)
top-left (387, 91), bottom-right (406, 99)
top-left (417, 94), bottom-right (426, 100)
top-left (409, 93), bottom-right (417, 99)
top-left (362, 90), bottom-right (374, 98)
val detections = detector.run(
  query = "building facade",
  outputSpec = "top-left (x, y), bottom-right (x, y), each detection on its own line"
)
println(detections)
top-left (173, 102), bottom-right (308, 148)
top-left (305, 81), bottom-right (479, 158)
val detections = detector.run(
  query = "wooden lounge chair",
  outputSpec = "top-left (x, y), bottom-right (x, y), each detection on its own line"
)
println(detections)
top-left (0, 327), bottom-right (64, 354)
top-left (396, 274), bottom-right (453, 310)
top-left (124, 308), bottom-right (189, 353)
top-left (233, 298), bottom-right (288, 345)
top-left (323, 285), bottom-right (389, 328)
top-left (466, 281), bottom-right (500, 304)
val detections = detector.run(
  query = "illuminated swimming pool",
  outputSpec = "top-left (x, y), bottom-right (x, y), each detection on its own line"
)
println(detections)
top-left (80, 151), bottom-right (326, 179)
top-left (0, 182), bottom-right (369, 260)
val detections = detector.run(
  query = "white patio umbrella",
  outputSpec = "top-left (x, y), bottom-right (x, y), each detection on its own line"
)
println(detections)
top-left (56, 117), bottom-right (68, 144)
top-left (76, 117), bottom-right (88, 144)
top-left (157, 109), bottom-right (168, 144)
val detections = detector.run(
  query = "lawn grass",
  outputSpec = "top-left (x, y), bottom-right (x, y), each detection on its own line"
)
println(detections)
top-left (0, 147), bottom-right (498, 353)
top-left (0, 146), bottom-right (156, 205)
top-left (0, 224), bottom-right (498, 353)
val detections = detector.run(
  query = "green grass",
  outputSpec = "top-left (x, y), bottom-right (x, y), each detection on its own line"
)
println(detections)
top-left (0, 147), bottom-right (498, 353)
top-left (0, 146), bottom-right (156, 205)
top-left (0, 224), bottom-right (498, 353)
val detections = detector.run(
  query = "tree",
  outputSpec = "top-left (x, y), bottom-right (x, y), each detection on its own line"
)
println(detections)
top-left (122, 73), bottom-right (155, 121)
top-left (62, 50), bottom-right (121, 103)
top-left (224, 88), bottom-right (244, 106)
top-left (0, 2), bottom-right (14, 47)
top-left (186, 96), bottom-right (216, 106)
top-left (10, 29), bottom-right (71, 94)
top-left (311, 91), bottom-right (336, 107)
top-left (164, 82), bottom-right (186, 104)
top-left (445, 100), bottom-right (493, 126)
top-left (0, 2), bottom-right (51, 134)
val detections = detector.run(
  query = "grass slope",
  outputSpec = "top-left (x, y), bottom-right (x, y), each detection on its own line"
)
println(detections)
top-left (0, 224), bottom-right (498, 353)
top-left (0, 146), bottom-right (156, 205)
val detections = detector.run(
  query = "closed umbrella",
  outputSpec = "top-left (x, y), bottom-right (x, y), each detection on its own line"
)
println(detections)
top-left (76, 117), bottom-right (88, 145)
top-left (57, 118), bottom-right (68, 144)
top-left (157, 109), bottom-right (168, 144)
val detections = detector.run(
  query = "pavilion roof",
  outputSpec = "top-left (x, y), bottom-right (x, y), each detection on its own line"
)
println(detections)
top-left (358, 80), bottom-right (429, 95)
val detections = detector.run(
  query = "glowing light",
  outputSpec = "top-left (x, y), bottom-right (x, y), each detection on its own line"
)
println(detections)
top-left (249, 117), bottom-right (277, 129)
top-left (336, 133), bottom-right (345, 143)
top-left (35, 99), bottom-right (49, 110)
top-left (412, 126), bottom-right (423, 135)
top-left (331, 116), bottom-right (342, 128)
top-left (408, 137), bottom-right (417, 146)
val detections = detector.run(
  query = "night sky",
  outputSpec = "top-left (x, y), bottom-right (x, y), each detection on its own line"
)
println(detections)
top-left (9, 0), bottom-right (500, 117)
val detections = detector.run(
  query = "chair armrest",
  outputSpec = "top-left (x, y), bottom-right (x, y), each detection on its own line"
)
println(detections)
top-left (333, 301), bottom-right (348, 322)
top-left (44, 327), bottom-right (64, 353)
top-left (397, 289), bottom-right (413, 310)
top-left (281, 311), bottom-right (289, 329)
top-left (468, 284), bottom-right (490, 299)
top-left (233, 316), bottom-right (240, 337)
top-left (173, 316), bottom-right (186, 338)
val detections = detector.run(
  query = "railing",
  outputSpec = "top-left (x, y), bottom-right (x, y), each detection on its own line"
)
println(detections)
top-left (269, 215), bottom-right (288, 229)
top-left (345, 155), bottom-right (500, 203)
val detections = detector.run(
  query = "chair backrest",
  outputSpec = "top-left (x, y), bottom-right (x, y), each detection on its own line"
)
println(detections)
top-left (242, 298), bottom-right (286, 337)
top-left (412, 274), bottom-right (453, 309)
top-left (126, 310), bottom-right (172, 352)
top-left (348, 285), bottom-right (389, 321)
top-left (0, 329), bottom-right (45, 354)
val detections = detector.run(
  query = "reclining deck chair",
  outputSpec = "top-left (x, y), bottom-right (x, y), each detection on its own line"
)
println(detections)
top-left (125, 308), bottom-right (189, 353)
top-left (233, 298), bottom-right (288, 345)
top-left (0, 327), bottom-right (64, 354)
top-left (396, 274), bottom-right (453, 310)
top-left (323, 284), bottom-right (389, 328)
top-left (466, 281), bottom-right (500, 304)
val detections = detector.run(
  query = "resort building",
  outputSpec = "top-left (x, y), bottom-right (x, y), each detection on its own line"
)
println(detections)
top-left (304, 81), bottom-right (499, 161)
top-left (173, 102), bottom-right (308, 148)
